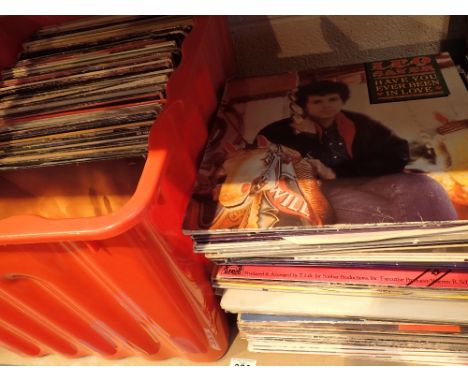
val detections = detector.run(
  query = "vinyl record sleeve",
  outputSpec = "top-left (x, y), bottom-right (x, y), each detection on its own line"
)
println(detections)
top-left (184, 52), bottom-right (468, 237)
top-left (221, 288), bottom-right (468, 324)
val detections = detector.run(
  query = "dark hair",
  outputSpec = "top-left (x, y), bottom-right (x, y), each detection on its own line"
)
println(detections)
top-left (295, 81), bottom-right (350, 108)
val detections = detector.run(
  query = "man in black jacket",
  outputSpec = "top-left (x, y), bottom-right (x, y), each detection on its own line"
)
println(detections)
top-left (258, 81), bottom-right (410, 178)
top-left (258, 80), bottom-right (457, 224)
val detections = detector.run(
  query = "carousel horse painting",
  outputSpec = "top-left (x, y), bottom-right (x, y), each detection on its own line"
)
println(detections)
top-left (194, 135), bottom-right (335, 230)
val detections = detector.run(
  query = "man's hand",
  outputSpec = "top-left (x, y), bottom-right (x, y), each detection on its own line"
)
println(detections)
top-left (290, 116), bottom-right (317, 134)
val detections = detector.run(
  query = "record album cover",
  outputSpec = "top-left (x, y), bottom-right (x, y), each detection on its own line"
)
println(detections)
top-left (184, 53), bottom-right (468, 234)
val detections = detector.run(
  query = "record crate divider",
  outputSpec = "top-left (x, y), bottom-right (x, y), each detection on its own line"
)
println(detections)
top-left (0, 16), bottom-right (236, 361)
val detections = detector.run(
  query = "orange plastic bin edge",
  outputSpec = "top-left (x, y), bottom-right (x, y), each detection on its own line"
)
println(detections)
top-left (0, 15), bottom-right (234, 245)
top-left (0, 16), bottom-right (235, 362)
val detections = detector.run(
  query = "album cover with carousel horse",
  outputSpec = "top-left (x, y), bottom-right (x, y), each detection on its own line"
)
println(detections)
top-left (183, 52), bottom-right (468, 235)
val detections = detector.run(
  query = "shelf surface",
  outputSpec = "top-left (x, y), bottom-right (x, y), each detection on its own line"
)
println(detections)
top-left (0, 329), bottom-right (407, 366)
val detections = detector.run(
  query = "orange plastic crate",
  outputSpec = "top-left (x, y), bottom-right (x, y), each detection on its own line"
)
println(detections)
top-left (0, 16), bottom-right (235, 361)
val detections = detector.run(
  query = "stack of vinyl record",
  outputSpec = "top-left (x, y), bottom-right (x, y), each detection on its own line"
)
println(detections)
top-left (183, 52), bottom-right (468, 365)
top-left (0, 15), bottom-right (193, 169)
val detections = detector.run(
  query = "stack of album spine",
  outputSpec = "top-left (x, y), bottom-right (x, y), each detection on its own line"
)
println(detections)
top-left (183, 52), bottom-right (468, 365)
top-left (0, 16), bottom-right (193, 170)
